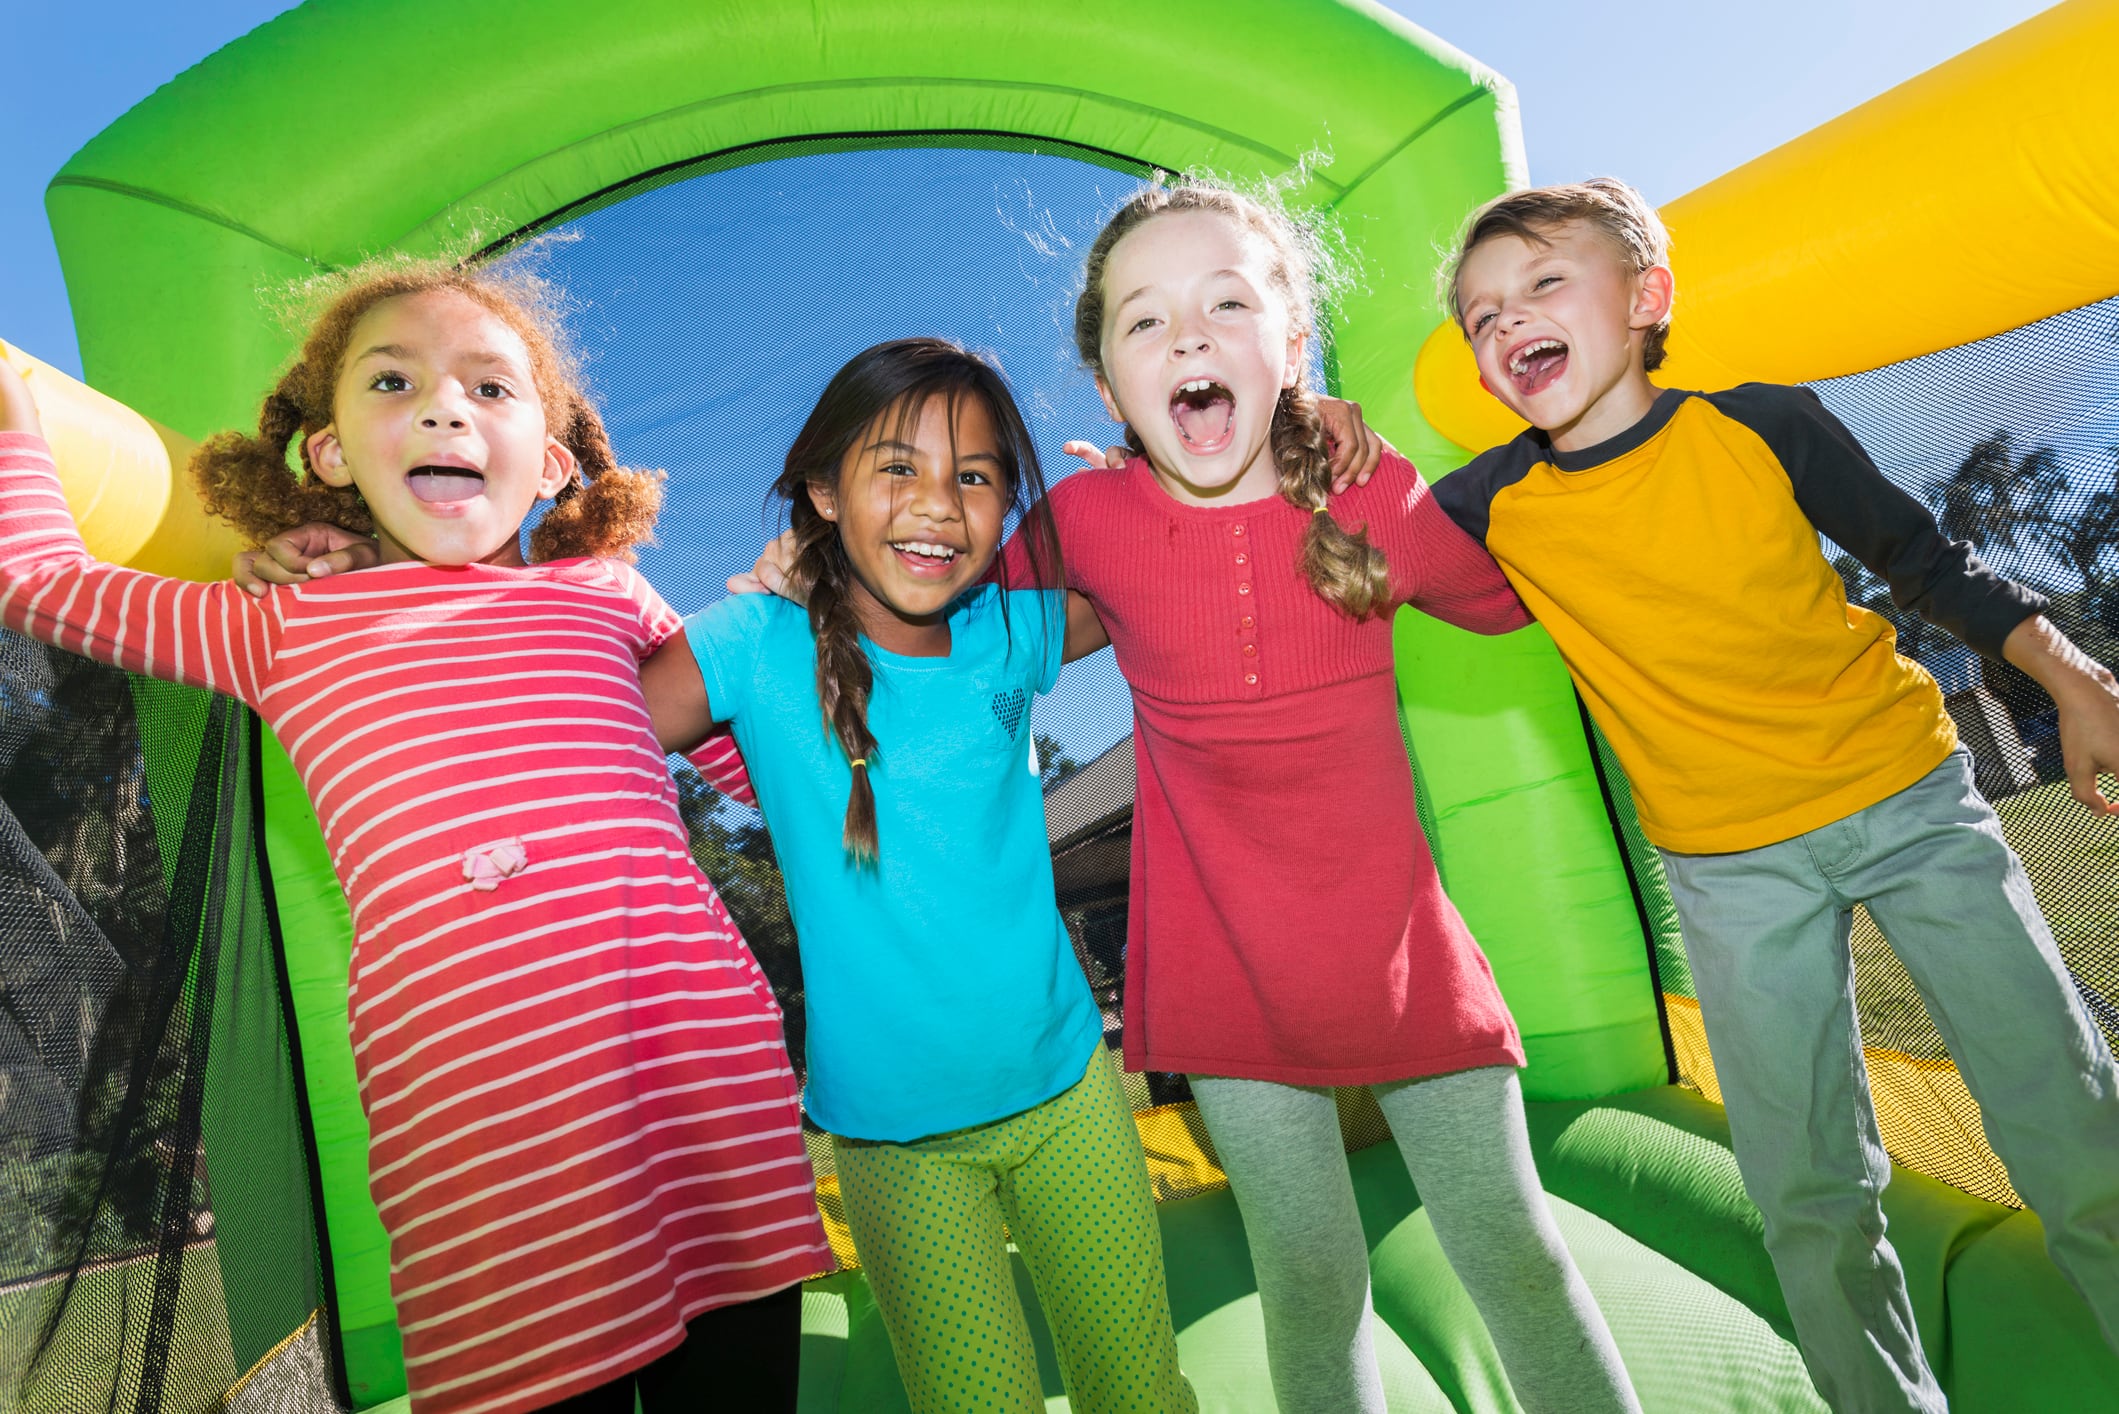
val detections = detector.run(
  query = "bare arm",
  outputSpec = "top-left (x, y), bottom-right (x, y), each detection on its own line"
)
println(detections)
top-left (2002, 615), bottom-right (2119, 814)
top-left (0, 356), bottom-right (44, 437)
top-left (1062, 589), bottom-right (1110, 663)
top-left (640, 629), bottom-right (717, 754)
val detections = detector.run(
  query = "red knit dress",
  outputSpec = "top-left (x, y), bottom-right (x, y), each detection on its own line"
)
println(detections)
top-left (0, 433), bottom-right (829, 1414)
top-left (1017, 452), bottom-right (1533, 1085)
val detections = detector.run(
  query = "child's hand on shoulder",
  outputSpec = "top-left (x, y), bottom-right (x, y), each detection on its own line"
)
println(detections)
top-left (1317, 395), bottom-right (1387, 494)
top-left (1061, 439), bottom-right (1130, 473)
top-left (729, 528), bottom-right (803, 602)
top-left (234, 522), bottom-right (381, 597)
top-left (0, 353), bottom-right (45, 438)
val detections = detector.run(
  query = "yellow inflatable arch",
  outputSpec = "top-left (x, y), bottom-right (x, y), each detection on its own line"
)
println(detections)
top-left (1415, 0), bottom-right (2119, 455)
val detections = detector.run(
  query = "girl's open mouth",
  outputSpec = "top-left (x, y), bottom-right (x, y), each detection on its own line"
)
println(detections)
top-left (1508, 339), bottom-right (1569, 397)
top-left (890, 540), bottom-right (960, 577)
top-left (407, 467), bottom-right (487, 503)
top-left (1170, 379), bottom-right (1236, 455)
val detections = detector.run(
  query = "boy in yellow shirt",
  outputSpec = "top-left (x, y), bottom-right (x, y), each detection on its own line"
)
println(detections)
top-left (1434, 177), bottom-right (2119, 1413)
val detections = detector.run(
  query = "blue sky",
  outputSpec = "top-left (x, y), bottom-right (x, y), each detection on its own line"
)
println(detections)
top-left (0, 1), bottom-right (2070, 761)
top-left (0, 1), bottom-right (2059, 383)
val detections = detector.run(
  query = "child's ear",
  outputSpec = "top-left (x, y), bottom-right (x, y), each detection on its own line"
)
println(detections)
top-left (1632, 264), bottom-right (1675, 332)
top-left (305, 426), bottom-right (352, 487)
top-left (540, 438), bottom-right (578, 499)
top-left (1282, 328), bottom-right (1308, 389)
top-left (1093, 374), bottom-right (1125, 426)
top-left (806, 481), bottom-right (838, 522)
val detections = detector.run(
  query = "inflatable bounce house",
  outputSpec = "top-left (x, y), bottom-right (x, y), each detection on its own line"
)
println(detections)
top-left (3, 0), bottom-right (2116, 1409)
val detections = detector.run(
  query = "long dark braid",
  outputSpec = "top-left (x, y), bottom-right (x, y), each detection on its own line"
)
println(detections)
top-left (772, 337), bottom-right (1057, 862)
top-left (784, 490), bottom-right (883, 860)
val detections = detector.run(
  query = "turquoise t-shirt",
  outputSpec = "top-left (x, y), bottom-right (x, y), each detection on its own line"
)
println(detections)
top-left (686, 585), bottom-right (1102, 1142)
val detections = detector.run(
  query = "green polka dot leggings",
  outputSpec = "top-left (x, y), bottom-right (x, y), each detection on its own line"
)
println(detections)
top-left (832, 1048), bottom-right (1197, 1413)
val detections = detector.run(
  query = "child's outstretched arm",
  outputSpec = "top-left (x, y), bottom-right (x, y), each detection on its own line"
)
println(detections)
top-left (0, 356), bottom-right (44, 439)
top-left (0, 361), bottom-right (274, 700)
top-left (2003, 616), bottom-right (2119, 814)
top-left (1724, 385), bottom-right (2114, 811)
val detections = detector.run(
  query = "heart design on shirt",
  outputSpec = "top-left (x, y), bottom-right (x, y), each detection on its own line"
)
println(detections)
top-left (990, 689), bottom-right (1026, 740)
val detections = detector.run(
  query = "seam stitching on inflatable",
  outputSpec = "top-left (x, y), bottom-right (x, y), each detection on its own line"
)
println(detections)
top-left (1329, 85), bottom-right (1493, 203)
top-left (429, 77), bottom-right (1328, 256)
top-left (46, 176), bottom-right (314, 265)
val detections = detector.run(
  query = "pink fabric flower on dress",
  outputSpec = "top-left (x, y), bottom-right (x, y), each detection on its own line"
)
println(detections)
top-left (462, 838), bottom-right (528, 892)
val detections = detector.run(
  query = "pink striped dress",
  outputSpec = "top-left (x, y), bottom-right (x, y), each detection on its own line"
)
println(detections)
top-left (0, 433), bottom-right (830, 1414)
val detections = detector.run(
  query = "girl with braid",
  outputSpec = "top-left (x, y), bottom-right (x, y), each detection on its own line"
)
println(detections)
top-left (1028, 179), bottom-right (1644, 1414)
top-left (0, 261), bottom-right (830, 1414)
top-left (641, 338), bottom-right (1195, 1414)
top-left (719, 182), bottom-right (1642, 1411)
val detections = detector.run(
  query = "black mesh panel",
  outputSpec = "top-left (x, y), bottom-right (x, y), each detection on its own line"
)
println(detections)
top-left (0, 635), bottom-right (340, 1412)
top-left (1704, 294), bottom-right (2119, 1204)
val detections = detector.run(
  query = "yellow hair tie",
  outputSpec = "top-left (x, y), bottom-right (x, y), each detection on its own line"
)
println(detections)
top-left (849, 758), bottom-right (869, 769)
top-left (1312, 505), bottom-right (1330, 516)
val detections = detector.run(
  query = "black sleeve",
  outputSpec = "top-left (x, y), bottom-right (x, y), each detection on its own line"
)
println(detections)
top-left (1429, 439), bottom-right (1538, 547)
top-left (1708, 384), bottom-right (2047, 659)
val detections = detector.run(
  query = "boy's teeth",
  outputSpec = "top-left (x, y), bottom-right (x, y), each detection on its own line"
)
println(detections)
top-left (1509, 339), bottom-right (1565, 375)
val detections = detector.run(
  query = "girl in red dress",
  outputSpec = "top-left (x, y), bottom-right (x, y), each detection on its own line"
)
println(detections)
top-left (1044, 179), bottom-right (1642, 1414)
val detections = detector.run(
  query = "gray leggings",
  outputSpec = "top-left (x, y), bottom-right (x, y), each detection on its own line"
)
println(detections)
top-left (1188, 1065), bottom-right (1640, 1414)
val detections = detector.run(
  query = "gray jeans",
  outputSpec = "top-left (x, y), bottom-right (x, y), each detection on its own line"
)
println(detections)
top-left (1187, 1065), bottom-right (1640, 1414)
top-left (1661, 747), bottom-right (2119, 1413)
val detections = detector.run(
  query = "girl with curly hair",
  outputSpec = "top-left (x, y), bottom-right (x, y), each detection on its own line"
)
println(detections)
top-left (0, 262), bottom-right (829, 1414)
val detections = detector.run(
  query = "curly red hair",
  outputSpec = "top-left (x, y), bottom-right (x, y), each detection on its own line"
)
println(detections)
top-left (191, 257), bottom-right (660, 562)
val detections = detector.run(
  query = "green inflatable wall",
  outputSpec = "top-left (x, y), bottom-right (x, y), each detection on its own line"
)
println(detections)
top-left (48, 0), bottom-right (1664, 1399)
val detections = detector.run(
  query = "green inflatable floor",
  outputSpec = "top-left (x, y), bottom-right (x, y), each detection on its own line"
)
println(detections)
top-left (796, 1138), bottom-right (1822, 1413)
top-left (794, 1086), bottom-right (2119, 1413)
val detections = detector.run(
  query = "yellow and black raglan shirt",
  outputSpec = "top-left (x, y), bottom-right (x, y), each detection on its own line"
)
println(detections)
top-left (1431, 385), bottom-right (2047, 855)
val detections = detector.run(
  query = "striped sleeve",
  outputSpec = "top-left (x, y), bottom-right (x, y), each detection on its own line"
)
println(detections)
top-left (606, 558), bottom-right (757, 807)
top-left (0, 432), bottom-right (274, 702)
